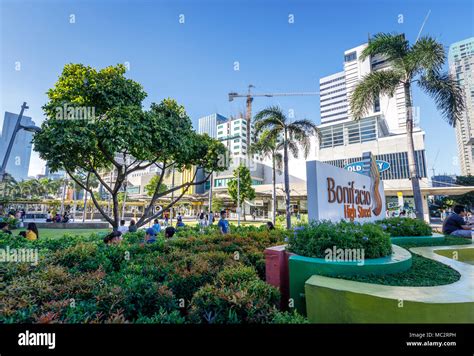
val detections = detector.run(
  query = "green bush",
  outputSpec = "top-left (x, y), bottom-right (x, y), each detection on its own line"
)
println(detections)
top-left (287, 220), bottom-right (392, 259)
top-left (188, 272), bottom-right (280, 324)
top-left (376, 217), bottom-right (432, 237)
top-left (135, 309), bottom-right (185, 324)
top-left (271, 310), bottom-right (309, 324)
top-left (0, 225), bottom-right (289, 324)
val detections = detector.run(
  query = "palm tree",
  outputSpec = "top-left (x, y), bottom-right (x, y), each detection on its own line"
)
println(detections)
top-left (350, 33), bottom-right (464, 220)
top-left (251, 130), bottom-right (282, 225)
top-left (254, 106), bottom-right (318, 229)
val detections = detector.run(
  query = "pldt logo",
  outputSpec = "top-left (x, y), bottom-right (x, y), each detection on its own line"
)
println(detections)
top-left (18, 330), bottom-right (56, 350)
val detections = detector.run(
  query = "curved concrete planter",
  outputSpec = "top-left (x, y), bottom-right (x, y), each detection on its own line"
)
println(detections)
top-left (289, 245), bottom-right (412, 314)
top-left (304, 245), bottom-right (474, 323)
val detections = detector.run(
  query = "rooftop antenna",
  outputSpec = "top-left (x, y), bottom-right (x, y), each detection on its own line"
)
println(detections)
top-left (416, 9), bottom-right (432, 43)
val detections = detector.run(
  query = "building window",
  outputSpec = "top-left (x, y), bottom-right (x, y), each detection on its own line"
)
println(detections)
top-left (374, 95), bottom-right (380, 112)
top-left (344, 51), bottom-right (357, 62)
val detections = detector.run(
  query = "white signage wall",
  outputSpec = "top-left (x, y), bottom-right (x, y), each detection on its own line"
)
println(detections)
top-left (306, 160), bottom-right (386, 223)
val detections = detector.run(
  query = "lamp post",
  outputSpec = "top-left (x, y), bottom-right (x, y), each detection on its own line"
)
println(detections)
top-left (237, 168), bottom-right (241, 226)
top-left (0, 102), bottom-right (41, 182)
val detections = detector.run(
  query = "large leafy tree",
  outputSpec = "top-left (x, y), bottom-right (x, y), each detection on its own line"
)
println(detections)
top-left (227, 165), bottom-right (256, 220)
top-left (34, 64), bottom-right (227, 229)
top-left (251, 130), bottom-right (282, 225)
top-left (254, 106), bottom-right (317, 229)
top-left (350, 33), bottom-right (465, 220)
top-left (449, 175), bottom-right (474, 209)
top-left (144, 175), bottom-right (168, 197)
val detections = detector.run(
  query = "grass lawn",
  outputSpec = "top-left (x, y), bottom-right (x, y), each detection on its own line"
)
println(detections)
top-left (327, 237), bottom-right (471, 287)
top-left (13, 220), bottom-right (266, 240)
top-left (11, 228), bottom-right (110, 239)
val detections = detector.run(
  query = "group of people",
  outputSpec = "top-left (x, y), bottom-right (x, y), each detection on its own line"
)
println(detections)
top-left (0, 221), bottom-right (39, 240)
top-left (197, 211), bottom-right (216, 227)
top-left (46, 211), bottom-right (70, 223)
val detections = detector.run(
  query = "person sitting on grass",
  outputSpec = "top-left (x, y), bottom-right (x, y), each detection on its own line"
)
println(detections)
top-left (117, 219), bottom-right (129, 234)
top-left (25, 222), bottom-right (39, 241)
top-left (217, 210), bottom-right (230, 235)
top-left (0, 222), bottom-right (12, 235)
top-left (152, 219), bottom-right (161, 234)
top-left (128, 219), bottom-right (138, 233)
top-left (103, 231), bottom-right (122, 245)
top-left (164, 226), bottom-right (175, 239)
top-left (442, 205), bottom-right (473, 238)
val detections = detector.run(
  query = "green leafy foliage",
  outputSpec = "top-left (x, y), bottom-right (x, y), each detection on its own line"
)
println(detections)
top-left (227, 165), bottom-right (256, 207)
top-left (0, 225), bottom-right (290, 324)
top-left (188, 266), bottom-right (280, 324)
top-left (287, 220), bottom-right (392, 259)
top-left (376, 217), bottom-right (432, 236)
top-left (33, 64), bottom-right (227, 229)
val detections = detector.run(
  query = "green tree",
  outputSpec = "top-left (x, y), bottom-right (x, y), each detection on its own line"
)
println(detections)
top-left (251, 130), bottom-right (282, 225)
top-left (449, 175), bottom-right (474, 209)
top-left (227, 165), bottom-right (255, 221)
top-left (253, 106), bottom-right (317, 229)
top-left (34, 64), bottom-right (227, 229)
top-left (211, 195), bottom-right (224, 213)
top-left (350, 33), bottom-right (465, 220)
top-left (144, 175), bottom-right (168, 197)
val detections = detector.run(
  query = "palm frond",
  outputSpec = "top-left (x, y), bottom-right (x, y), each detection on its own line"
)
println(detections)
top-left (288, 119), bottom-right (318, 135)
top-left (274, 152), bottom-right (283, 172)
top-left (288, 125), bottom-right (313, 158)
top-left (253, 106), bottom-right (287, 126)
top-left (350, 70), bottom-right (403, 120)
top-left (287, 141), bottom-right (300, 159)
top-left (418, 71), bottom-right (465, 127)
top-left (360, 33), bottom-right (409, 62)
top-left (254, 117), bottom-right (284, 137)
top-left (406, 36), bottom-right (445, 75)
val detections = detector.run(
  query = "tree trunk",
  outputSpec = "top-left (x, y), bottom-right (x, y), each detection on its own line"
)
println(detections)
top-left (112, 193), bottom-right (120, 231)
top-left (404, 82), bottom-right (424, 220)
top-left (272, 154), bottom-right (276, 226)
top-left (283, 129), bottom-right (291, 230)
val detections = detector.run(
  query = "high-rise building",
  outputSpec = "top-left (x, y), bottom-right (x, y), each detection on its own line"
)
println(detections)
top-left (0, 112), bottom-right (35, 181)
top-left (316, 40), bottom-right (429, 215)
top-left (198, 113), bottom-right (228, 138)
top-left (449, 37), bottom-right (474, 176)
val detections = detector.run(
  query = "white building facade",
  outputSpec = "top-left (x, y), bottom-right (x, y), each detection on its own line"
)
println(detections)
top-left (316, 42), bottom-right (429, 214)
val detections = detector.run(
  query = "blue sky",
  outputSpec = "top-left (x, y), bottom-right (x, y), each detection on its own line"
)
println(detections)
top-left (1, 0), bottom-right (473, 177)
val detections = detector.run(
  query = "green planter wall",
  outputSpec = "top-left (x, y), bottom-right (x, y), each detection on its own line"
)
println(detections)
top-left (289, 245), bottom-right (412, 314)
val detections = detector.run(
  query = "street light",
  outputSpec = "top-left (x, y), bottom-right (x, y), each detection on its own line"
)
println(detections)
top-left (0, 102), bottom-right (41, 182)
top-left (237, 168), bottom-right (241, 226)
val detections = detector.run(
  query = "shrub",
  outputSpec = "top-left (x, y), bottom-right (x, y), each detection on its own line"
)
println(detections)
top-left (1, 225), bottom-right (292, 324)
top-left (188, 266), bottom-right (280, 324)
top-left (135, 308), bottom-right (185, 324)
top-left (188, 279), bottom-right (280, 324)
top-left (271, 310), bottom-right (309, 324)
top-left (376, 217), bottom-right (432, 237)
top-left (111, 274), bottom-right (178, 320)
top-left (287, 220), bottom-right (392, 259)
top-left (216, 265), bottom-right (259, 286)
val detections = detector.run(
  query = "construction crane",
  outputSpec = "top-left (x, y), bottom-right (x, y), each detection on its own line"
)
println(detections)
top-left (228, 84), bottom-right (319, 159)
